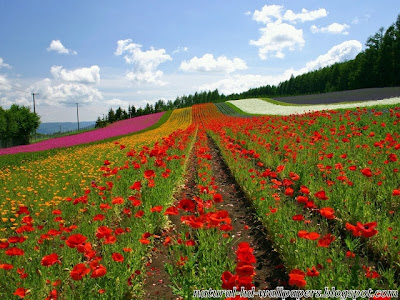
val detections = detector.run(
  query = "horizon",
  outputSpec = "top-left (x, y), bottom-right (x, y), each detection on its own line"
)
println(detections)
top-left (0, 1), bottom-right (399, 122)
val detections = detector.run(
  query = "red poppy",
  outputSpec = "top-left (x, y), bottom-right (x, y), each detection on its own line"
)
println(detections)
top-left (237, 276), bottom-right (254, 290)
top-left (288, 269), bottom-right (306, 287)
top-left (285, 187), bottom-right (294, 196)
top-left (93, 214), bottom-right (105, 221)
top-left (150, 205), bottom-right (163, 213)
top-left (361, 168), bottom-right (373, 177)
top-left (13, 287), bottom-right (29, 298)
top-left (41, 253), bottom-right (61, 267)
top-left (129, 181), bottom-right (142, 190)
top-left (96, 226), bottom-right (113, 239)
top-left (305, 232), bottom-right (320, 240)
top-left (5, 247), bottom-right (24, 256)
top-left (213, 193), bottom-right (223, 203)
top-left (297, 230), bottom-right (308, 238)
top-left (163, 236), bottom-right (172, 246)
top-left (135, 210), bottom-right (145, 218)
top-left (221, 271), bottom-right (238, 289)
top-left (345, 223), bottom-right (361, 237)
top-left (306, 266), bottom-right (320, 277)
top-left (112, 252), bottom-right (124, 262)
top-left (90, 263), bottom-right (107, 278)
top-left (111, 197), bottom-right (124, 204)
top-left (128, 196), bottom-right (142, 206)
top-left (300, 185), bottom-right (310, 194)
top-left (144, 170), bottom-right (155, 179)
top-left (236, 262), bottom-right (255, 277)
top-left (104, 160), bottom-right (111, 165)
top-left (164, 206), bottom-right (179, 215)
top-left (357, 221), bottom-right (378, 238)
top-left (296, 196), bottom-right (308, 203)
top-left (317, 234), bottom-right (336, 247)
top-left (0, 241), bottom-right (9, 249)
top-left (319, 207), bottom-right (335, 219)
top-left (0, 263), bottom-right (14, 270)
top-left (314, 190), bottom-right (328, 200)
top-left (178, 199), bottom-right (196, 212)
top-left (292, 215), bottom-right (304, 221)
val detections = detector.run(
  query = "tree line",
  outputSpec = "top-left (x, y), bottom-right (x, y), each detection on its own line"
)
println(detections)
top-left (0, 104), bottom-right (40, 148)
top-left (96, 14), bottom-right (400, 125)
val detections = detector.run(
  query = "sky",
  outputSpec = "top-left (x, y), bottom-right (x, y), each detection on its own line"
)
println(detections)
top-left (0, 1), bottom-right (399, 122)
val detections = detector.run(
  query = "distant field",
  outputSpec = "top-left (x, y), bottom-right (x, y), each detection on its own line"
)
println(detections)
top-left (273, 87), bottom-right (400, 104)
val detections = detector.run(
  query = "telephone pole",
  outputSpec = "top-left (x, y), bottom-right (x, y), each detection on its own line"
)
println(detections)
top-left (76, 103), bottom-right (80, 131)
top-left (32, 93), bottom-right (39, 113)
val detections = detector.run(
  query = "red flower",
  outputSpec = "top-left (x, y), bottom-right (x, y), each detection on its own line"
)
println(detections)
top-left (357, 221), bottom-right (378, 238)
top-left (288, 269), bottom-right (306, 287)
top-left (41, 253), bottom-right (61, 267)
top-left (129, 181), bottom-right (142, 190)
top-left (299, 185), bottom-right (310, 194)
top-left (112, 252), bottom-right (124, 262)
top-left (361, 168), bottom-right (373, 177)
top-left (164, 206), bottom-right (179, 215)
top-left (93, 214), bottom-right (105, 221)
top-left (305, 232), bottom-right (320, 240)
top-left (317, 234), bottom-right (336, 247)
top-left (144, 170), bottom-right (155, 179)
top-left (112, 197), bottom-right (124, 204)
top-left (5, 247), bottom-right (24, 256)
top-left (90, 261), bottom-right (107, 278)
top-left (66, 234), bottom-right (87, 248)
top-left (314, 190), bottom-right (328, 200)
top-left (104, 160), bottom-right (111, 165)
top-left (221, 271), bottom-right (238, 289)
top-left (13, 287), bottom-right (29, 298)
top-left (306, 266), bottom-right (320, 277)
top-left (236, 262), bottom-right (255, 277)
top-left (178, 199), bottom-right (196, 212)
top-left (213, 193), bottom-right (223, 203)
top-left (150, 205), bottom-right (163, 213)
top-left (0, 263), bottom-right (14, 270)
top-left (319, 207), bottom-right (335, 219)
top-left (346, 223), bottom-right (361, 237)
top-left (292, 215), bottom-right (304, 221)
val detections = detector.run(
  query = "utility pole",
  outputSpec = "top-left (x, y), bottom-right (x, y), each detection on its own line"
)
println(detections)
top-left (76, 103), bottom-right (80, 131)
top-left (32, 93), bottom-right (39, 113)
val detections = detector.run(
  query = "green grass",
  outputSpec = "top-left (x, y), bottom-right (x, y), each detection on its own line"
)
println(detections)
top-left (0, 110), bottom-right (173, 169)
top-left (30, 127), bottom-right (96, 144)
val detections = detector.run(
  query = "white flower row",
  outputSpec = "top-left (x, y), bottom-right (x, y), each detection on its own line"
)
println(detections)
top-left (227, 97), bottom-right (400, 116)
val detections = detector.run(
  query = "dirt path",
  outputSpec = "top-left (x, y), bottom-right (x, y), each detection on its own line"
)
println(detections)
top-left (142, 132), bottom-right (288, 299)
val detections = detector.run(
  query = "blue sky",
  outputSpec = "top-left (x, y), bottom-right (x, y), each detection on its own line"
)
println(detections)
top-left (0, 0), bottom-right (399, 122)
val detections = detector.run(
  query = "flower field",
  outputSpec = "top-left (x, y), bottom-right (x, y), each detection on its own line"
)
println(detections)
top-left (1, 100), bottom-right (400, 299)
top-left (0, 112), bottom-right (165, 156)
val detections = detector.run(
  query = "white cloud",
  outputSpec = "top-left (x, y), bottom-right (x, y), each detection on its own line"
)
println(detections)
top-left (289, 40), bottom-right (362, 76)
top-left (250, 21), bottom-right (305, 60)
top-left (105, 98), bottom-right (129, 109)
top-left (199, 74), bottom-right (284, 95)
top-left (50, 65), bottom-right (100, 84)
top-left (283, 8), bottom-right (328, 23)
top-left (0, 57), bottom-right (11, 69)
top-left (252, 5), bottom-right (327, 24)
top-left (0, 74), bottom-right (11, 91)
top-left (172, 46), bottom-right (189, 54)
top-left (311, 23), bottom-right (350, 35)
top-left (47, 40), bottom-right (77, 55)
top-left (115, 39), bottom-right (172, 85)
top-left (252, 4), bottom-right (283, 24)
top-left (180, 54), bottom-right (247, 73)
top-left (31, 78), bottom-right (102, 106)
top-left (250, 5), bottom-right (327, 60)
top-left (198, 40), bottom-right (362, 95)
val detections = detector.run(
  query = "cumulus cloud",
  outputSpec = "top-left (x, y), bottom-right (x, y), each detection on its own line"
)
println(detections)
top-left (31, 78), bottom-right (102, 106)
top-left (0, 57), bottom-right (11, 69)
top-left (250, 21), bottom-right (305, 60)
top-left (105, 98), bottom-right (129, 109)
top-left (198, 40), bottom-right (362, 95)
top-left (47, 40), bottom-right (77, 55)
top-left (50, 65), bottom-right (100, 84)
top-left (283, 8), bottom-right (327, 23)
top-left (0, 74), bottom-right (11, 91)
top-left (180, 54), bottom-right (247, 73)
top-left (289, 40), bottom-right (362, 76)
top-left (250, 5), bottom-right (327, 59)
top-left (311, 23), bottom-right (350, 35)
top-left (252, 5), bottom-right (327, 24)
top-left (115, 39), bottom-right (172, 85)
top-left (172, 46), bottom-right (189, 54)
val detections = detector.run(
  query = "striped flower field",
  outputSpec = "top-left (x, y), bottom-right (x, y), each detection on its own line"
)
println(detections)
top-left (0, 100), bottom-right (399, 299)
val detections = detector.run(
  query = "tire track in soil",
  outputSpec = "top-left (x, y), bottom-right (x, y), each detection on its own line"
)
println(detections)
top-left (142, 136), bottom-right (199, 300)
top-left (143, 132), bottom-right (289, 299)
top-left (206, 134), bottom-right (289, 295)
